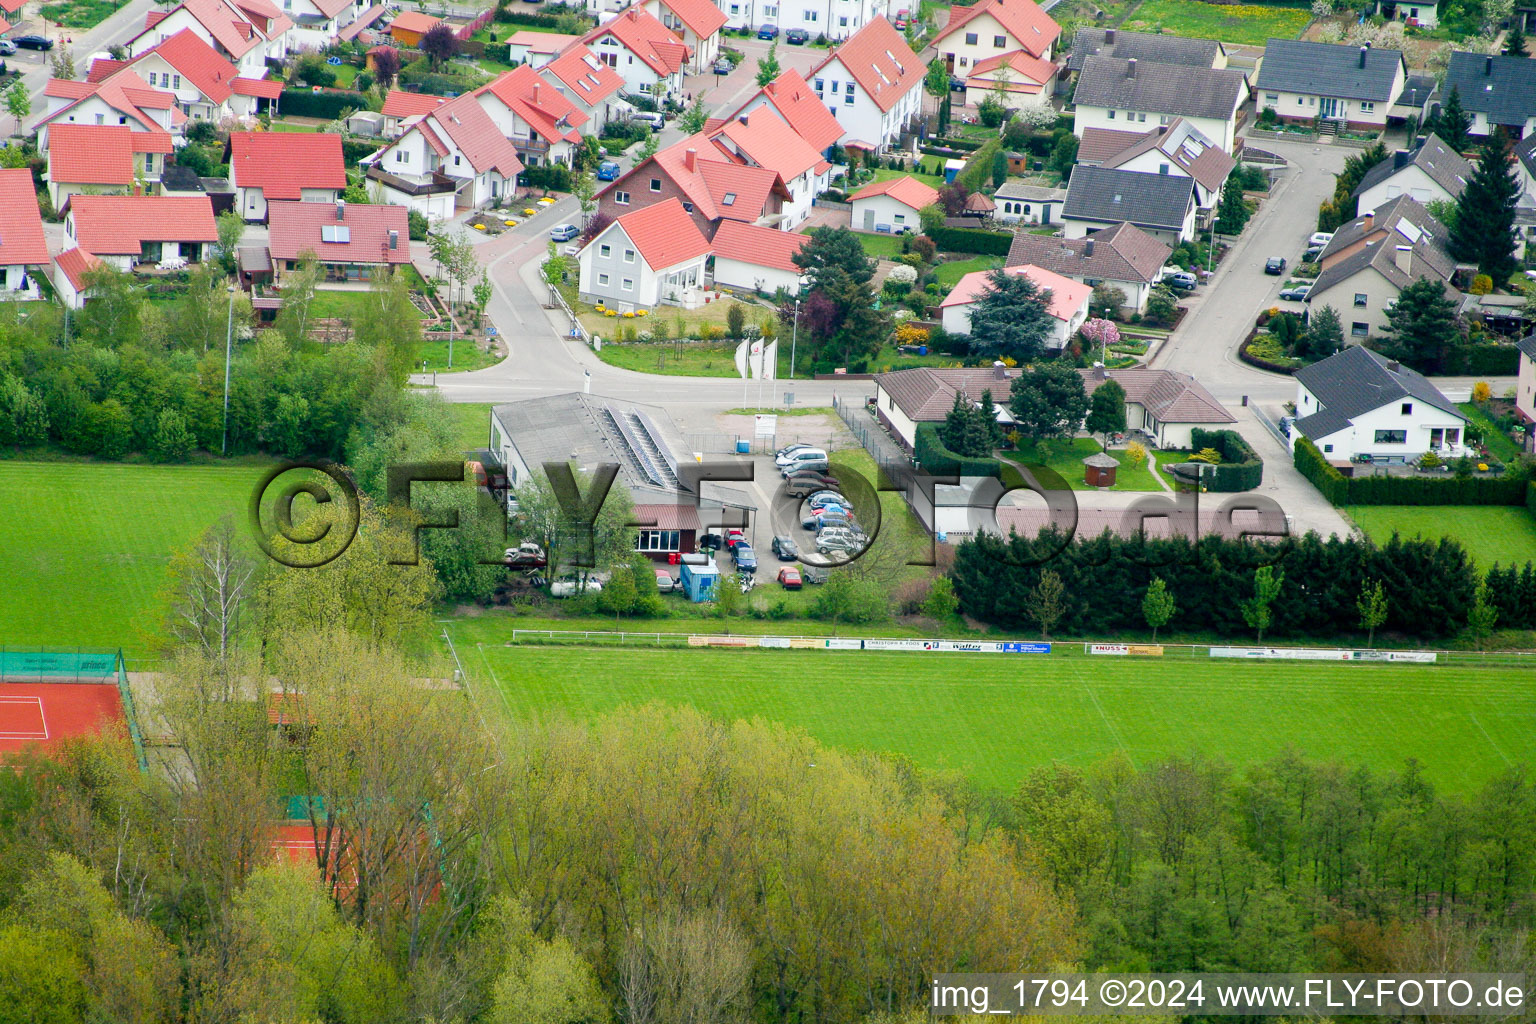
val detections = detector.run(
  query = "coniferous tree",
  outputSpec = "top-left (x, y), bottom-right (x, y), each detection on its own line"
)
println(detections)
top-left (968, 269), bottom-right (1054, 363)
top-left (1381, 277), bottom-right (1462, 372)
top-left (1450, 130), bottom-right (1521, 284)
top-left (1439, 85), bottom-right (1472, 153)
top-left (1299, 305), bottom-right (1344, 361)
top-left (1214, 174), bottom-right (1250, 235)
top-left (1505, 23), bottom-right (1528, 55)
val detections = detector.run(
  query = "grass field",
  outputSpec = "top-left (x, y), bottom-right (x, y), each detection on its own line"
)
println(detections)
top-left (1005, 438), bottom-right (1167, 492)
top-left (418, 333), bottom-right (498, 374)
top-left (852, 233), bottom-right (907, 259)
top-left (933, 255), bottom-right (1001, 289)
top-left (869, 167), bottom-right (945, 189)
top-left (39, 0), bottom-right (115, 27)
top-left (270, 122), bottom-right (321, 133)
top-left (452, 635), bottom-right (1530, 795)
top-left (442, 402), bottom-right (495, 452)
top-left (1123, 0), bottom-right (1311, 45)
top-left (0, 461), bottom-right (272, 650)
top-left (309, 289), bottom-right (427, 321)
top-left (1458, 403), bottom-right (1522, 463)
top-left (1347, 506), bottom-right (1536, 569)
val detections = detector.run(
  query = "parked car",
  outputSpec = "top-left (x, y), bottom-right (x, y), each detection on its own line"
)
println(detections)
top-left (504, 541), bottom-right (547, 568)
top-left (771, 535), bottom-right (799, 560)
top-left (596, 160), bottom-right (621, 181)
top-left (774, 442), bottom-right (816, 463)
top-left (733, 543), bottom-right (757, 572)
top-left (1301, 244), bottom-right (1325, 263)
top-left (1279, 283), bottom-right (1311, 301)
top-left (712, 57), bottom-right (732, 74)
top-left (1264, 256), bottom-right (1287, 275)
top-left (800, 565), bottom-right (829, 585)
top-left (816, 529), bottom-right (863, 555)
top-left (1163, 270), bottom-right (1197, 291)
top-left (629, 110), bottom-right (665, 129)
top-left (777, 566), bottom-right (802, 589)
top-left (0, 40), bottom-right (15, 55)
top-left (893, 8), bottom-right (909, 28)
top-left (785, 27), bottom-right (809, 43)
top-left (757, 23), bottom-right (778, 38)
top-left (805, 490), bottom-right (845, 508)
top-left (777, 447), bottom-right (828, 473)
top-left (804, 510), bottom-right (855, 531)
top-left (783, 471), bottom-right (838, 497)
top-left (549, 574), bottom-right (603, 597)
top-left (948, 75), bottom-right (965, 91)
top-left (13, 35), bottom-right (53, 50)
top-left (1308, 231), bottom-right (1334, 248)
top-left (783, 458), bottom-right (828, 478)
top-left (549, 223), bottom-right (579, 242)
top-left (654, 569), bottom-right (680, 593)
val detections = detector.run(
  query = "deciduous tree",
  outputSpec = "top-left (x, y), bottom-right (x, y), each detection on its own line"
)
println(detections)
top-left (1141, 576), bottom-right (1176, 641)
top-left (1241, 564), bottom-right (1284, 642)
top-left (1357, 578), bottom-right (1388, 647)
top-left (1009, 362), bottom-right (1088, 440)
top-left (1085, 378), bottom-right (1126, 449)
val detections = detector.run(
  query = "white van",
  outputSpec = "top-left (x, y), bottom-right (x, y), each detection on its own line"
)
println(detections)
top-left (779, 448), bottom-right (828, 476)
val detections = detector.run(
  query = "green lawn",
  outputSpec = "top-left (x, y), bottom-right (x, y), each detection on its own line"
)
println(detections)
top-left (852, 233), bottom-right (906, 259)
top-left (0, 461), bottom-right (274, 651)
top-left (1123, 0), bottom-right (1312, 45)
top-left (1458, 403), bottom-right (1521, 463)
top-left (1005, 438), bottom-right (1167, 492)
top-left (595, 337), bottom-right (801, 378)
top-left (331, 63), bottom-right (358, 88)
top-left (269, 121), bottom-right (320, 133)
top-left (933, 255), bottom-right (1001, 290)
top-left (869, 167), bottom-right (945, 189)
top-left (452, 636), bottom-right (1530, 795)
top-left (309, 289), bottom-right (428, 321)
top-left (418, 333), bottom-right (498, 374)
top-left (1347, 506), bottom-right (1536, 570)
top-left (39, 0), bottom-right (115, 27)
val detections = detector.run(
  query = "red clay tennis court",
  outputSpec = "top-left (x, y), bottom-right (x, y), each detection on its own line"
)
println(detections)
top-left (0, 682), bottom-right (126, 754)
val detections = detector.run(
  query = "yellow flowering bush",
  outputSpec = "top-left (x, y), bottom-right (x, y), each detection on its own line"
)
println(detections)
top-left (894, 322), bottom-right (930, 346)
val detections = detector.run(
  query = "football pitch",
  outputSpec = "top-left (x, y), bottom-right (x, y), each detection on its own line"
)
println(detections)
top-left (457, 637), bottom-right (1534, 795)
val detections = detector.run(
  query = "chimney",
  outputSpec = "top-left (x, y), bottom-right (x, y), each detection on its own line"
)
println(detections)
top-left (993, 360), bottom-right (1007, 379)
top-left (388, 229), bottom-right (399, 250)
top-left (1359, 45), bottom-right (1368, 68)
top-left (1084, 238), bottom-right (1095, 256)
top-left (1485, 54), bottom-right (1494, 75)
top-left (1394, 244), bottom-right (1412, 274)
top-left (532, 82), bottom-right (540, 103)
top-left (683, 147), bottom-right (696, 171)
top-left (1394, 149), bottom-right (1410, 169)
top-left (336, 199), bottom-right (345, 221)
top-left (1362, 209), bottom-right (1374, 231)
top-left (1126, 57), bottom-right (1137, 77)
top-left (1105, 27), bottom-right (1116, 44)
top-left (1093, 361), bottom-right (1107, 380)
top-left (1386, 360), bottom-right (1401, 373)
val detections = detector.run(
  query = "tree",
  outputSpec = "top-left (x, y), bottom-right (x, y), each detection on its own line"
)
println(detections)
top-left (474, 270), bottom-right (493, 323)
top-left (1507, 22), bottom-right (1529, 55)
top-left (1299, 304), bottom-right (1344, 361)
top-left (924, 56), bottom-right (949, 100)
top-left (1009, 363), bottom-right (1088, 440)
top-left (50, 47), bottom-right (76, 80)
top-left (977, 93), bottom-right (1007, 128)
top-left (420, 22), bottom-right (461, 69)
top-left (273, 253), bottom-right (321, 347)
top-left (514, 464), bottom-right (637, 583)
top-left (1241, 565), bottom-right (1284, 642)
top-left (810, 571), bottom-right (888, 629)
top-left (755, 41), bottom-right (780, 87)
top-left (5, 81), bottom-right (29, 136)
top-left (1143, 286), bottom-right (1179, 327)
top-left (1026, 569), bottom-right (1066, 638)
top-left (1357, 578), bottom-right (1388, 647)
top-left (152, 407), bottom-right (196, 461)
top-left (0, 926), bottom-right (89, 1024)
top-left (967, 269), bottom-right (1054, 362)
top-left (165, 515), bottom-right (256, 662)
top-left (372, 45), bottom-right (401, 89)
top-left (1141, 576), bottom-right (1176, 641)
top-left (1085, 378), bottom-right (1126, 449)
top-left (78, 265), bottom-right (143, 346)
top-left (214, 210), bottom-right (245, 274)
top-left (990, 145), bottom-right (1008, 187)
top-left (1089, 282), bottom-right (1126, 316)
top-left (1050, 133), bottom-right (1079, 181)
top-left (1381, 277), bottom-right (1461, 371)
top-left (1466, 583), bottom-right (1499, 647)
top-left (1450, 130), bottom-right (1521, 283)
top-left (923, 575), bottom-right (959, 620)
top-left (793, 225), bottom-right (874, 287)
top-left (636, 125), bottom-right (660, 161)
top-left (1214, 173), bottom-right (1251, 235)
top-left (1439, 85), bottom-right (1471, 152)
top-left (726, 302), bottom-right (745, 339)
top-left (491, 931), bottom-right (608, 1024)
top-left (678, 92), bottom-right (709, 134)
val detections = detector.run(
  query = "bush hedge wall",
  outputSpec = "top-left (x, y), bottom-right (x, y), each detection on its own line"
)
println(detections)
top-left (279, 88), bottom-right (366, 118)
top-left (1294, 436), bottom-right (1528, 505)
top-left (925, 225), bottom-right (1013, 256)
top-left (1442, 343), bottom-right (1520, 376)
top-left (914, 422), bottom-right (1001, 478)
top-left (1189, 428), bottom-right (1263, 492)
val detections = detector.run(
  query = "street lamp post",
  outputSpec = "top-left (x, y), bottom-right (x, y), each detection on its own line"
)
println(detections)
top-left (1101, 306), bottom-right (1112, 365)
top-left (221, 284), bottom-right (235, 455)
top-left (788, 293), bottom-right (801, 379)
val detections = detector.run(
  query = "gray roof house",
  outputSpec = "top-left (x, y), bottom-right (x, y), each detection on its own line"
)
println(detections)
top-left (1307, 211), bottom-right (1459, 341)
top-left (1255, 40), bottom-right (1406, 128)
top-left (1006, 220), bottom-right (1172, 314)
top-left (1291, 346), bottom-right (1469, 462)
top-left (1443, 52), bottom-right (1536, 137)
top-left (1071, 55), bottom-right (1249, 151)
top-left (1065, 27), bottom-right (1226, 73)
top-left (1352, 134), bottom-right (1472, 213)
top-left (1317, 195), bottom-right (1453, 270)
top-left (1061, 165), bottom-right (1197, 244)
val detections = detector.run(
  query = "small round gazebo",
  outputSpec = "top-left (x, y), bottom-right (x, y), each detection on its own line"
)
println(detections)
top-left (1083, 451), bottom-right (1120, 487)
top-left (960, 191), bottom-right (997, 220)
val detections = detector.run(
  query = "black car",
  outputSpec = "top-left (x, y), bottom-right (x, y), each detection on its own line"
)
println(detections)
top-left (13, 35), bottom-right (53, 50)
top-left (948, 75), bottom-right (966, 91)
top-left (785, 27), bottom-right (809, 43)
top-left (771, 535), bottom-right (799, 560)
top-left (1264, 256), bottom-right (1287, 275)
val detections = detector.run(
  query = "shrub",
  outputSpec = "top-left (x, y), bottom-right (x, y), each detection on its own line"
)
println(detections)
top-left (1187, 429), bottom-right (1263, 491)
top-left (914, 422), bottom-right (1001, 478)
top-left (279, 88), bottom-right (365, 119)
top-left (925, 225), bottom-right (1013, 256)
top-left (1469, 274), bottom-right (1493, 295)
top-left (1295, 436), bottom-right (1528, 505)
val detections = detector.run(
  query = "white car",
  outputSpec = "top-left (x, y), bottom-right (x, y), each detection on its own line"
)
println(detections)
top-left (1307, 232), bottom-right (1334, 248)
top-left (549, 574), bottom-right (603, 597)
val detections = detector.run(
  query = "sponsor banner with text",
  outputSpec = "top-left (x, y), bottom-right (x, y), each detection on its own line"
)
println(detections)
top-left (1089, 644), bottom-right (1166, 657)
top-left (1211, 646), bottom-right (1351, 661)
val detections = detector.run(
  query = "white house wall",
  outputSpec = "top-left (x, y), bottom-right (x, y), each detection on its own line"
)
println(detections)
top-left (1356, 164), bottom-right (1455, 214)
top-left (1307, 265), bottom-right (1413, 340)
top-left (811, 56), bottom-right (920, 150)
top-left (1073, 105), bottom-right (1238, 154)
top-left (850, 193), bottom-right (921, 232)
top-left (711, 256), bottom-right (801, 295)
top-left (1293, 383), bottom-right (1467, 460)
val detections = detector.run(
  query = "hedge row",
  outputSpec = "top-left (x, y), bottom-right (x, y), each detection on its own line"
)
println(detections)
top-left (925, 225), bottom-right (1013, 256)
top-left (1237, 328), bottom-right (1299, 375)
top-left (1189, 428), bottom-right (1263, 492)
top-left (279, 88), bottom-right (367, 119)
top-left (493, 8), bottom-right (563, 27)
top-left (520, 164), bottom-right (572, 190)
top-left (1294, 436), bottom-right (1528, 506)
top-left (1441, 343), bottom-right (1520, 376)
top-left (914, 422), bottom-right (1001, 478)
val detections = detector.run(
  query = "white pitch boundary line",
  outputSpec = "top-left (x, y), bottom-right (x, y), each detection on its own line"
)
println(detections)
top-left (0, 695), bottom-right (47, 740)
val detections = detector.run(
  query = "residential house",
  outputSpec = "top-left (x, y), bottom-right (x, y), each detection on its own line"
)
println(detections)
top-left (506, 30), bottom-right (580, 68)
top-left (849, 174), bottom-right (939, 233)
top-left (61, 194), bottom-right (219, 269)
top-left (38, 69), bottom-right (178, 149)
top-left (118, 29), bottom-right (281, 122)
top-left (538, 44), bottom-right (629, 129)
top-left (52, 248), bottom-right (104, 310)
top-left (709, 106), bottom-right (832, 229)
top-left (367, 92), bottom-right (524, 215)
top-left (709, 218), bottom-right (808, 295)
top-left (1071, 56), bottom-right (1248, 153)
top-left (931, 0), bottom-right (1060, 85)
top-left (1371, 0), bottom-right (1439, 27)
top-left (872, 363), bottom-right (1233, 452)
top-left (1087, 117), bottom-right (1235, 227)
top-left (387, 10), bottom-right (440, 46)
top-left (1316, 194), bottom-right (1451, 272)
top-left (267, 200), bottom-right (411, 282)
top-left (642, 0), bottom-right (726, 73)
top-left (1515, 335), bottom-right (1536, 441)
top-left (1064, 27), bottom-right (1227, 74)
top-left (1291, 345), bottom-right (1468, 462)
top-left (1391, 72), bottom-right (1438, 124)
top-left (706, 0), bottom-right (887, 40)
top-left (581, 7), bottom-right (692, 105)
top-left (596, 133), bottom-right (785, 239)
top-left (1307, 205), bottom-right (1458, 340)
top-left (1353, 133), bottom-right (1471, 214)
top-left (962, 49), bottom-right (1059, 109)
top-left (1255, 40), bottom-right (1406, 132)
top-left (576, 197), bottom-right (711, 310)
top-left (227, 130), bottom-right (347, 221)
top-left (0, 170), bottom-right (48, 301)
top-left (127, 0), bottom-right (293, 78)
top-left (45, 124), bottom-right (170, 208)
top-left (340, 4), bottom-right (387, 42)
top-left (807, 18), bottom-right (924, 150)
top-left (722, 69), bottom-right (844, 156)
top-left (1062, 165), bottom-right (1196, 244)
top-left (1006, 220), bottom-right (1172, 314)
top-left (285, 0), bottom-right (366, 50)
top-left (1443, 52), bottom-right (1536, 139)
top-left (381, 89), bottom-right (445, 138)
top-left (1515, 135), bottom-right (1536, 248)
top-left (938, 264), bottom-right (1091, 348)
top-left (993, 181), bottom-right (1066, 225)
top-left (478, 66), bottom-right (586, 168)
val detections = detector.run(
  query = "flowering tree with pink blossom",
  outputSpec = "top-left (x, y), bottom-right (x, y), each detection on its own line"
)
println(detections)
top-left (1079, 318), bottom-right (1120, 360)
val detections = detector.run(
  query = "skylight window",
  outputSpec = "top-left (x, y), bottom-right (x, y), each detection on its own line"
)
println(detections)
top-left (722, 192), bottom-right (737, 205)
top-left (320, 225), bottom-right (350, 243)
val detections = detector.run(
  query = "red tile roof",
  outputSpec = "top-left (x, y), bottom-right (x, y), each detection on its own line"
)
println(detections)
top-left (268, 201), bottom-right (412, 264)
top-left (42, 69), bottom-right (177, 142)
top-left (935, 0), bottom-right (1060, 59)
top-left (389, 10), bottom-right (440, 33)
top-left (308, 0), bottom-right (353, 19)
top-left (0, 169), bottom-right (49, 267)
top-left (811, 17), bottom-right (924, 114)
top-left (54, 247), bottom-right (104, 291)
top-left (713, 107), bottom-right (824, 183)
top-left (609, 197), bottom-right (710, 270)
top-left (144, 8), bottom-right (169, 28)
top-left (137, 28), bottom-right (240, 104)
top-left (850, 174), bottom-right (940, 211)
top-left (648, 0), bottom-right (726, 39)
top-left (229, 131), bottom-right (347, 199)
top-left (175, 0), bottom-right (266, 59)
top-left (710, 219), bottom-right (807, 273)
top-left (727, 69), bottom-right (843, 152)
top-left (966, 48), bottom-right (1056, 92)
top-left (47, 124), bottom-right (136, 186)
top-left (44, 79), bottom-right (97, 101)
top-left (583, 7), bottom-right (692, 77)
top-left (66, 195), bottom-right (219, 254)
top-left (382, 88), bottom-right (445, 118)
top-left (339, 4), bottom-right (387, 40)
top-left (0, 0), bottom-right (23, 13)
top-left (478, 66), bottom-right (586, 145)
top-left (637, 132), bottom-right (783, 223)
top-left (939, 264), bottom-right (1091, 322)
top-left (86, 58), bottom-right (128, 83)
top-left (231, 76), bottom-right (283, 98)
top-left (540, 44), bottom-right (626, 108)
top-left (427, 93), bottom-right (525, 177)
